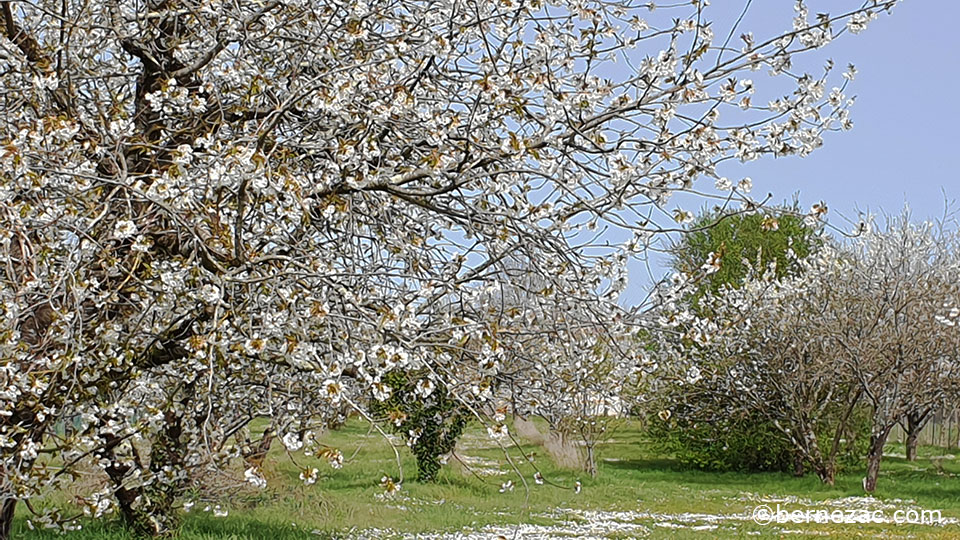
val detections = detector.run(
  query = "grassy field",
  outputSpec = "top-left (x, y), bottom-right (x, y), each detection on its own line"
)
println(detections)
top-left (13, 419), bottom-right (960, 539)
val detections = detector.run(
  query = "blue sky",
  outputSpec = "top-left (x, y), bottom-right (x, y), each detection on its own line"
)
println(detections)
top-left (622, 0), bottom-right (960, 305)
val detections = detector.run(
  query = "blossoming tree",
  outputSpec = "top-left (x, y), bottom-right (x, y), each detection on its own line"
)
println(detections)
top-left (824, 214), bottom-right (960, 491)
top-left (0, 0), bottom-right (900, 536)
top-left (657, 212), bottom-right (960, 490)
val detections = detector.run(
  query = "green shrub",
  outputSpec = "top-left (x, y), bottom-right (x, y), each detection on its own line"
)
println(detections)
top-left (646, 407), bottom-right (796, 473)
top-left (645, 399), bottom-right (873, 474)
top-left (368, 371), bottom-right (469, 482)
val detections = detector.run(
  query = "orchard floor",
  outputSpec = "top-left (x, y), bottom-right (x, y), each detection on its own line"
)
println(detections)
top-left (15, 419), bottom-right (960, 539)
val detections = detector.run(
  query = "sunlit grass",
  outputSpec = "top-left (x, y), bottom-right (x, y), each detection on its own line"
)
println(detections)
top-left (14, 418), bottom-right (960, 538)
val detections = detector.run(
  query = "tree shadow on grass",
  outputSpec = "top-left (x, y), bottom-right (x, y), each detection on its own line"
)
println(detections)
top-left (15, 514), bottom-right (330, 540)
top-left (13, 516), bottom-right (138, 540)
top-left (599, 456), bottom-right (697, 474)
top-left (182, 515), bottom-right (323, 540)
top-left (602, 452), bottom-right (960, 507)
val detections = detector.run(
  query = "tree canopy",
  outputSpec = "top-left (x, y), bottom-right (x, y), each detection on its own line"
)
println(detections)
top-left (669, 203), bottom-right (822, 312)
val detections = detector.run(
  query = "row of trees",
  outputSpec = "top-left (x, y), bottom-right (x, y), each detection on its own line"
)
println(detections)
top-left (650, 209), bottom-right (960, 492)
top-left (0, 0), bottom-right (901, 537)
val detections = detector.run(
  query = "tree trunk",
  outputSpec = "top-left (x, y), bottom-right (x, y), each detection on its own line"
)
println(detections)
top-left (102, 409), bottom-right (188, 537)
top-left (906, 427), bottom-right (919, 461)
top-left (864, 427), bottom-right (892, 492)
top-left (954, 410), bottom-right (960, 449)
top-left (813, 463), bottom-right (835, 486)
top-left (243, 425), bottom-right (275, 470)
top-left (795, 423), bottom-right (833, 484)
top-left (130, 410), bottom-right (188, 537)
top-left (584, 443), bottom-right (598, 478)
top-left (904, 411), bottom-right (928, 462)
top-left (0, 498), bottom-right (16, 540)
top-left (793, 453), bottom-right (805, 477)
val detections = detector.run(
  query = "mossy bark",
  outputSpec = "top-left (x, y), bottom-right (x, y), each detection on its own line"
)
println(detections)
top-left (0, 498), bottom-right (16, 540)
top-left (103, 409), bottom-right (189, 537)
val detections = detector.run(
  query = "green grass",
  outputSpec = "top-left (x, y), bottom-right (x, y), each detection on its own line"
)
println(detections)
top-left (14, 419), bottom-right (960, 539)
